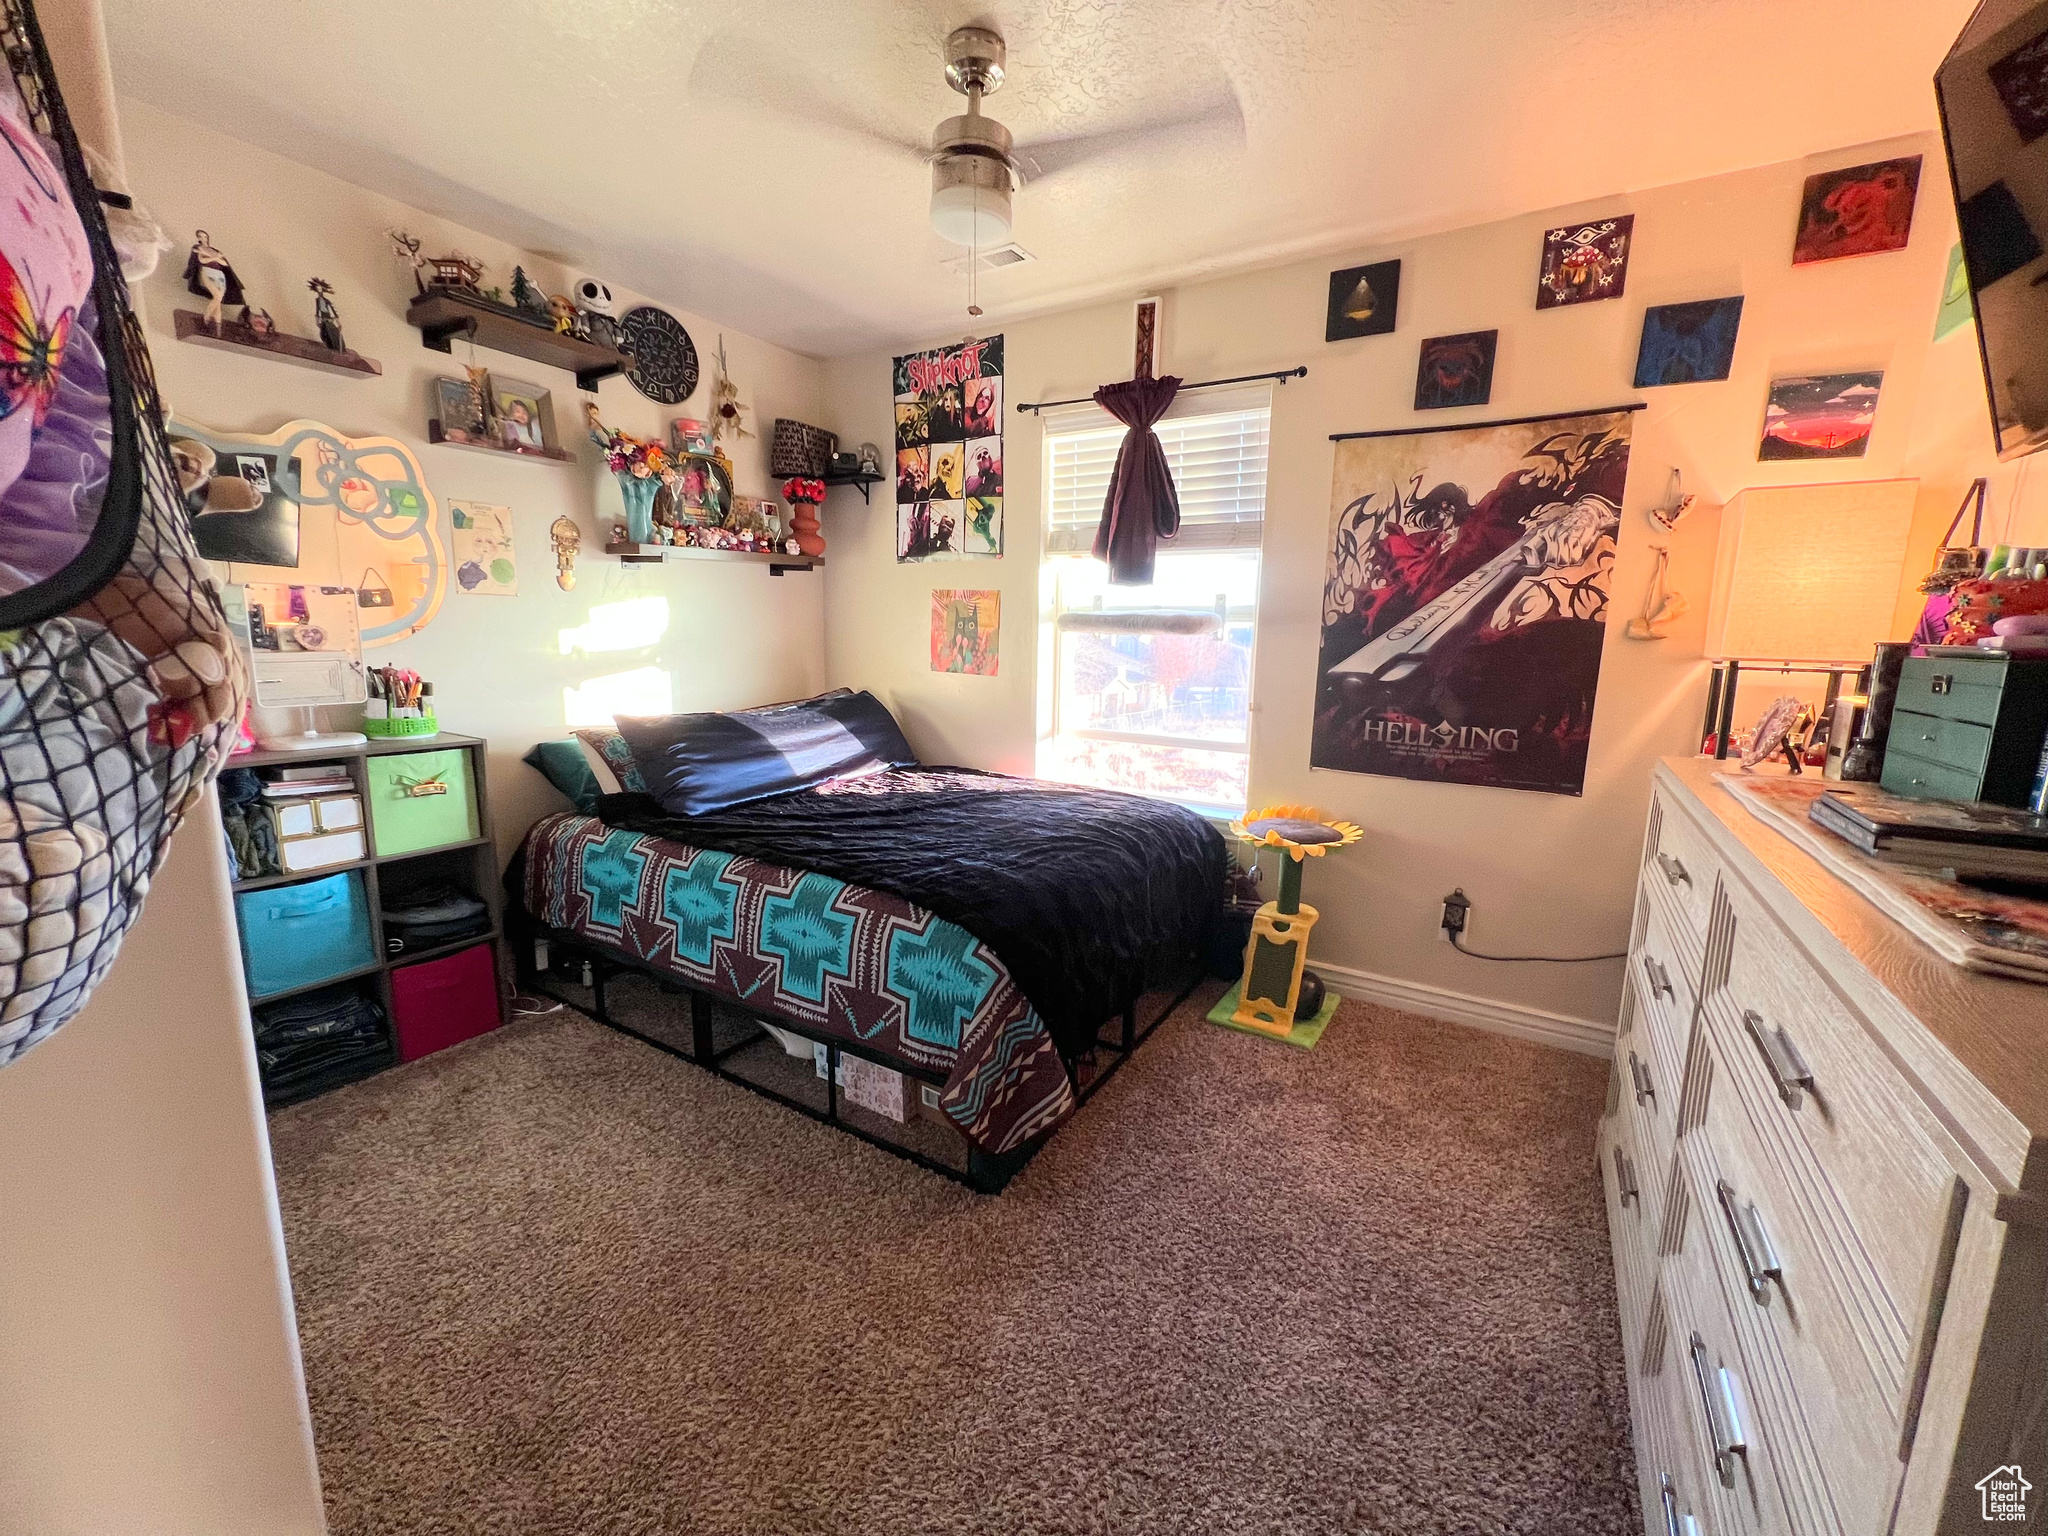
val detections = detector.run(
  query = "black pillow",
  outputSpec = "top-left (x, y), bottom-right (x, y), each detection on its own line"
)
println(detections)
top-left (617, 690), bottom-right (918, 816)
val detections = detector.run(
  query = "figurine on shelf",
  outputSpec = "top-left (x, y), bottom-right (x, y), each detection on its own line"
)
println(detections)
top-left (550, 515), bottom-right (583, 591)
top-left (183, 230), bottom-right (244, 334)
top-left (547, 294), bottom-right (576, 335)
top-left (244, 308), bottom-right (276, 340)
top-left (307, 277), bottom-right (345, 352)
top-left (574, 277), bottom-right (618, 350)
top-left (387, 228), bottom-right (429, 296)
top-left (857, 441), bottom-right (882, 476)
top-left (464, 363), bottom-right (495, 439)
top-left (426, 252), bottom-right (485, 295)
top-left (509, 266), bottom-right (549, 322)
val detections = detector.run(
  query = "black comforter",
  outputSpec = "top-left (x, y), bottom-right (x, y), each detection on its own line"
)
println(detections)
top-left (598, 769), bottom-right (1225, 1056)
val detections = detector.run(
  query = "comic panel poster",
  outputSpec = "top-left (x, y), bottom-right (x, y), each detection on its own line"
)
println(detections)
top-left (894, 334), bottom-right (1002, 560)
top-left (1310, 409), bottom-right (1633, 796)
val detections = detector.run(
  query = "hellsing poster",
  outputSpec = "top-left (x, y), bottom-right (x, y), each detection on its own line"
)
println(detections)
top-left (894, 334), bottom-right (1003, 560)
top-left (1310, 409), bottom-right (1633, 796)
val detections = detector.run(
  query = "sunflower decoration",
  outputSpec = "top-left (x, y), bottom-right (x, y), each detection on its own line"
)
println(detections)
top-left (1218, 805), bottom-right (1362, 1042)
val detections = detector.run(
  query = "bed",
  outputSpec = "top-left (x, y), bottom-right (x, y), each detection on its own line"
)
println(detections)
top-left (513, 755), bottom-right (1226, 1191)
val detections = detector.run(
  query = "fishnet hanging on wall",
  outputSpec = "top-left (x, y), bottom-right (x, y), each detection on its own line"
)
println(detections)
top-left (0, 0), bottom-right (246, 1065)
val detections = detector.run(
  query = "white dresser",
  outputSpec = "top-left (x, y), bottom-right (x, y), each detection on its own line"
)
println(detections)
top-left (1602, 757), bottom-right (2048, 1535)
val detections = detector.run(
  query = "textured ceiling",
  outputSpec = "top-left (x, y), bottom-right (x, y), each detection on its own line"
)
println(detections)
top-left (104, 0), bottom-right (1975, 357)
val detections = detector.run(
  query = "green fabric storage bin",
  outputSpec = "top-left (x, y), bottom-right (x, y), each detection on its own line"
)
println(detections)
top-left (365, 747), bottom-right (479, 857)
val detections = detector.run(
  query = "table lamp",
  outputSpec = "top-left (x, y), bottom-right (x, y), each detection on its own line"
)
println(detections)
top-left (1700, 479), bottom-right (1918, 759)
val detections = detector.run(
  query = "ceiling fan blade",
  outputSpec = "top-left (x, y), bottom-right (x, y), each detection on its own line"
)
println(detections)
top-left (688, 31), bottom-right (929, 164)
top-left (1014, 91), bottom-right (1246, 184)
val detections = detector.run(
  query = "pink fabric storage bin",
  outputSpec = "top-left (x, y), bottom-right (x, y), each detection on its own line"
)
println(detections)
top-left (391, 943), bottom-right (501, 1061)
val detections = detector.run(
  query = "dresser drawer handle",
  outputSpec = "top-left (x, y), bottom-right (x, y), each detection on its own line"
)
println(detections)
top-left (1642, 953), bottom-right (1674, 1002)
top-left (1716, 1177), bottom-right (1784, 1301)
top-left (1656, 852), bottom-right (1692, 889)
top-left (1689, 1332), bottom-right (1751, 1488)
top-left (1612, 1144), bottom-right (1639, 1208)
top-left (1659, 1474), bottom-right (1682, 1536)
top-left (1629, 1050), bottom-right (1655, 1108)
top-left (1743, 1008), bottom-right (1816, 1110)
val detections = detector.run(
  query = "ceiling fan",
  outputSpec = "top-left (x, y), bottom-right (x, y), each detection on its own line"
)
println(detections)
top-left (922, 24), bottom-right (1245, 249)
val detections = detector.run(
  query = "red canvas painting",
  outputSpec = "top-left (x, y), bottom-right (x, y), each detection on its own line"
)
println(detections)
top-left (1792, 157), bottom-right (1921, 265)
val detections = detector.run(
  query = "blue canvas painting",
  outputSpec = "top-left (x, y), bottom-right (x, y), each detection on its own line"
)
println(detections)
top-left (1633, 297), bottom-right (1744, 388)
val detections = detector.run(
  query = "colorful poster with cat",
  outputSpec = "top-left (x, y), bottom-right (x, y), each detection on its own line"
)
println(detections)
top-left (931, 588), bottom-right (999, 675)
top-left (894, 335), bottom-right (1002, 560)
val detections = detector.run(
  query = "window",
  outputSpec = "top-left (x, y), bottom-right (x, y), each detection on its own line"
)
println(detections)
top-left (1039, 391), bottom-right (1268, 814)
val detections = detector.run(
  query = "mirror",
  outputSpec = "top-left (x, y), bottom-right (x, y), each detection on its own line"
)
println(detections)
top-left (1939, 0), bottom-right (2048, 459)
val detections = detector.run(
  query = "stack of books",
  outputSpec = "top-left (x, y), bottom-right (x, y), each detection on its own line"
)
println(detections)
top-left (1808, 783), bottom-right (2048, 882)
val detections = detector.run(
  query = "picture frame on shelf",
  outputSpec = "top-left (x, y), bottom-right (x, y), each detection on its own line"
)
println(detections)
top-left (673, 454), bottom-right (733, 528)
top-left (669, 417), bottom-right (715, 456)
top-left (432, 374), bottom-right (486, 438)
top-left (491, 376), bottom-right (554, 453)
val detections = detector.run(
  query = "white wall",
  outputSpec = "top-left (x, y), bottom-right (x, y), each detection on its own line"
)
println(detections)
top-left (821, 133), bottom-right (1987, 1030)
top-left (120, 99), bottom-right (831, 856)
top-left (0, 6), bottom-right (323, 1532)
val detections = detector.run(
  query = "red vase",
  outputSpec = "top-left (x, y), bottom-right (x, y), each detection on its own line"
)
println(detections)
top-left (791, 498), bottom-right (825, 558)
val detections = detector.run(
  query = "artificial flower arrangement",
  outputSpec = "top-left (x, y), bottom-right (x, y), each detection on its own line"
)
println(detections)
top-left (782, 476), bottom-right (826, 506)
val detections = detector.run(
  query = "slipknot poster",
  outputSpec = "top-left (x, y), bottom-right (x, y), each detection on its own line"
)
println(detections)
top-left (1311, 409), bottom-right (1633, 796)
top-left (893, 334), bottom-right (1003, 561)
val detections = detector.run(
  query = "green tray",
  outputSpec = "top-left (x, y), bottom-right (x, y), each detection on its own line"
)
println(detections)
top-left (363, 712), bottom-right (440, 739)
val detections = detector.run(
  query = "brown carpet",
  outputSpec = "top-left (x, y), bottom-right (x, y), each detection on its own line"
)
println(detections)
top-left (268, 987), bottom-right (1638, 1536)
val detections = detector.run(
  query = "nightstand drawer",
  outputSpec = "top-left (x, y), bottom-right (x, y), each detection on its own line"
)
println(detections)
top-left (1885, 708), bottom-right (1992, 776)
top-left (1878, 744), bottom-right (1984, 803)
top-left (1896, 654), bottom-right (2005, 727)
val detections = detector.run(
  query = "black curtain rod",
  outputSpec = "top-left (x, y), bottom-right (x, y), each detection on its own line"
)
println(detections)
top-left (1016, 365), bottom-right (1308, 415)
top-left (1330, 401), bottom-right (1646, 442)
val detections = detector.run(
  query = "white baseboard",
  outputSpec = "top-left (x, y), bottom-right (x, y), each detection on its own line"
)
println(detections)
top-left (1314, 960), bottom-right (1614, 1058)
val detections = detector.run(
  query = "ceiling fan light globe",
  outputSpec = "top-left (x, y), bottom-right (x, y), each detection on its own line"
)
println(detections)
top-left (930, 155), bottom-right (1013, 245)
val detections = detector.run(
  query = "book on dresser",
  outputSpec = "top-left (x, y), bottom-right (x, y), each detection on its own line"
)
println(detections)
top-left (1600, 756), bottom-right (2048, 1536)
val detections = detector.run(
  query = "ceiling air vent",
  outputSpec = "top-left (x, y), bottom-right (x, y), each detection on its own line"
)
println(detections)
top-left (944, 242), bottom-right (1033, 274)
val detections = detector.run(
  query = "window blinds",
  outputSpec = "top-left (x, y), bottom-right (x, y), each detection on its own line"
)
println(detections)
top-left (1044, 390), bottom-right (1270, 554)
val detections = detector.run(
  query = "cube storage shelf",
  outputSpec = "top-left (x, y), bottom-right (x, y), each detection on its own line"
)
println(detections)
top-left (226, 732), bottom-right (506, 1106)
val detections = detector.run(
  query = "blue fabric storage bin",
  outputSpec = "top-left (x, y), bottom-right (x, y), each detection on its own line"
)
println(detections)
top-left (237, 871), bottom-right (374, 999)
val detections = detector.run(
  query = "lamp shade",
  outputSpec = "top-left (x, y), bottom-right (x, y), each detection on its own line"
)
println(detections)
top-left (1703, 479), bottom-right (1918, 662)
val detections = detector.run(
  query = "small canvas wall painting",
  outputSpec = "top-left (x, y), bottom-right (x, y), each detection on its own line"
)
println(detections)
top-left (1414, 330), bottom-right (1497, 410)
top-left (450, 500), bottom-right (516, 595)
top-left (1633, 296), bottom-right (1744, 387)
top-left (1935, 243), bottom-right (1975, 342)
top-left (1536, 216), bottom-right (1633, 309)
top-left (1325, 259), bottom-right (1401, 340)
top-left (1759, 372), bottom-right (1882, 460)
top-left (1990, 25), bottom-right (2048, 144)
top-left (894, 334), bottom-right (1003, 561)
top-left (931, 589), bottom-right (999, 675)
top-left (1792, 157), bottom-right (1921, 265)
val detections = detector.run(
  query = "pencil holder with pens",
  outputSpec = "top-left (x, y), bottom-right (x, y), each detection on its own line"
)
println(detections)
top-left (364, 668), bottom-right (439, 738)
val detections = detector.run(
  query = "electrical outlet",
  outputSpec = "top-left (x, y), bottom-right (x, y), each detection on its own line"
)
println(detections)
top-left (1440, 889), bottom-right (1471, 943)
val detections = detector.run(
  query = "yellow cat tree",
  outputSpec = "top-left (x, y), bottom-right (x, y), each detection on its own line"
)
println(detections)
top-left (1224, 805), bottom-right (1361, 1038)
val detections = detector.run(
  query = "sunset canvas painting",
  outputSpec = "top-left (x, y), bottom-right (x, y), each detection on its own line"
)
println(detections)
top-left (1759, 372), bottom-right (1882, 460)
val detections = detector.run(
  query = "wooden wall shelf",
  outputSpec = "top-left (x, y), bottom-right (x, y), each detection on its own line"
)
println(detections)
top-left (406, 290), bottom-right (630, 393)
top-left (606, 540), bottom-right (822, 576)
top-left (822, 468), bottom-right (885, 505)
top-left (426, 420), bottom-right (576, 465)
top-left (173, 309), bottom-right (382, 378)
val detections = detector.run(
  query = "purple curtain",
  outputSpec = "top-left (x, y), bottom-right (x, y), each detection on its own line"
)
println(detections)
top-left (1091, 375), bottom-right (1182, 585)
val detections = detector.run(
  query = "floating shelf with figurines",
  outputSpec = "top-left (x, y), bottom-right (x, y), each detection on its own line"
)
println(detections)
top-left (173, 231), bottom-right (380, 377)
top-left (593, 409), bottom-right (817, 573)
top-left (390, 233), bottom-right (632, 394)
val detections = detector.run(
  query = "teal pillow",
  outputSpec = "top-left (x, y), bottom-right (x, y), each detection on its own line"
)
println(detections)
top-left (523, 738), bottom-right (602, 813)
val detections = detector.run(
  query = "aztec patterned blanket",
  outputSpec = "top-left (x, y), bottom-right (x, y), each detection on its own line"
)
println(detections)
top-left (521, 812), bottom-right (1076, 1154)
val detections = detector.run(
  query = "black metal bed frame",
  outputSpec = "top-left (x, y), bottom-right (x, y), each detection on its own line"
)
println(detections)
top-left (519, 925), bottom-right (1202, 1194)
